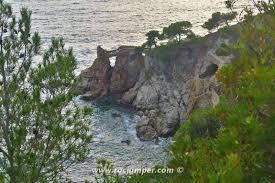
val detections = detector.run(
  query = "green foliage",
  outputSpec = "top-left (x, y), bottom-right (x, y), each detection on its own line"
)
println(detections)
top-left (135, 43), bottom-right (146, 54)
top-left (117, 1), bottom-right (275, 183)
top-left (202, 11), bottom-right (237, 32)
top-left (95, 159), bottom-right (123, 183)
top-left (139, 21), bottom-right (196, 55)
top-left (215, 20), bottom-right (241, 60)
top-left (215, 43), bottom-right (232, 56)
top-left (0, 1), bottom-right (92, 182)
top-left (94, 161), bottom-right (177, 183)
top-left (163, 21), bottom-right (193, 42)
top-left (152, 35), bottom-right (203, 61)
top-left (225, 0), bottom-right (236, 10)
top-left (144, 30), bottom-right (161, 49)
top-left (126, 169), bottom-right (173, 183)
top-left (170, 65), bottom-right (275, 182)
top-left (153, 40), bottom-right (183, 60)
top-left (169, 1), bottom-right (275, 182)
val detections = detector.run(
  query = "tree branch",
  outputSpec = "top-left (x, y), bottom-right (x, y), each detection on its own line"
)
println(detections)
top-left (0, 147), bottom-right (9, 159)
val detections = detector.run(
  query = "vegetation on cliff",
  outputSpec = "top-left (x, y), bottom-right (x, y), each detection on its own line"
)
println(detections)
top-left (169, 37), bottom-right (274, 183)
top-left (139, 20), bottom-right (195, 55)
top-left (154, 0), bottom-right (275, 182)
top-left (0, 0), bottom-right (274, 182)
top-left (98, 0), bottom-right (275, 182)
top-left (139, 8), bottom-right (237, 60)
top-left (202, 11), bottom-right (237, 32)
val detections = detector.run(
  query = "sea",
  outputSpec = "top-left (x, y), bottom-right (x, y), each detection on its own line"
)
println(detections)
top-left (6, 0), bottom-right (249, 182)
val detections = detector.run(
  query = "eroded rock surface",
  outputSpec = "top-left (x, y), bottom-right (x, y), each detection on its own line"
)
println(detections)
top-left (80, 33), bottom-right (231, 140)
top-left (80, 46), bottom-right (144, 100)
top-left (110, 46), bottom-right (144, 95)
top-left (80, 46), bottom-right (112, 100)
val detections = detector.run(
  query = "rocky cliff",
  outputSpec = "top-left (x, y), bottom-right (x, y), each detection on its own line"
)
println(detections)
top-left (80, 33), bottom-right (232, 141)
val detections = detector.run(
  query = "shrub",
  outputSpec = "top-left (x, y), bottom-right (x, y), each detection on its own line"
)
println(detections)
top-left (215, 43), bottom-right (232, 56)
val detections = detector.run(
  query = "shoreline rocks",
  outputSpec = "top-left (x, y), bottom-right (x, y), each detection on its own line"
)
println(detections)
top-left (112, 111), bottom-right (122, 118)
top-left (80, 32), bottom-right (231, 141)
top-left (80, 46), bottom-right (144, 100)
top-left (80, 46), bottom-right (112, 100)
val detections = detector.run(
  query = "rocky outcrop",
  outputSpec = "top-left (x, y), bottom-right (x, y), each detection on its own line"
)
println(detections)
top-left (109, 46), bottom-right (144, 95)
top-left (80, 46), bottom-right (144, 100)
top-left (80, 46), bottom-right (112, 100)
top-left (80, 32), bottom-right (232, 141)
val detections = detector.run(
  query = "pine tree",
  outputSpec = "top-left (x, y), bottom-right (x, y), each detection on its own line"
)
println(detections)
top-left (145, 30), bottom-right (161, 49)
top-left (202, 11), bottom-right (237, 32)
top-left (0, 1), bottom-right (92, 182)
top-left (163, 21), bottom-right (193, 42)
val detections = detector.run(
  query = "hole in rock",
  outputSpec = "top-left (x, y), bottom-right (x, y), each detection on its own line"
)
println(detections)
top-left (199, 63), bottom-right (219, 79)
top-left (110, 56), bottom-right (117, 67)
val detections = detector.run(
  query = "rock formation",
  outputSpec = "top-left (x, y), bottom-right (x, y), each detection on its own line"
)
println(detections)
top-left (80, 33), bottom-right (232, 141)
top-left (80, 46), bottom-right (144, 100)
top-left (80, 46), bottom-right (112, 100)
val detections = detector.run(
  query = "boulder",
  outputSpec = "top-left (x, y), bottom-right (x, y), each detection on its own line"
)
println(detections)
top-left (121, 140), bottom-right (131, 145)
top-left (133, 82), bottom-right (160, 110)
top-left (112, 111), bottom-right (122, 118)
top-left (136, 120), bottom-right (158, 141)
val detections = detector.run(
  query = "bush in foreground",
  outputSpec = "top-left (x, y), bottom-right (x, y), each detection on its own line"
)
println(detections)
top-left (0, 1), bottom-right (92, 182)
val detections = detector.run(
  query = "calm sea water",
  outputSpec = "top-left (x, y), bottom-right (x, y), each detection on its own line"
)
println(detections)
top-left (6, 0), bottom-right (249, 182)
top-left (7, 0), bottom-right (249, 72)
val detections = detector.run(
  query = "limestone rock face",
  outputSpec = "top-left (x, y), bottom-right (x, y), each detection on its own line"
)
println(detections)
top-left (130, 33), bottom-right (226, 140)
top-left (80, 32), bottom-right (232, 141)
top-left (80, 46), bottom-right (144, 100)
top-left (80, 46), bottom-right (112, 100)
top-left (120, 88), bottom-right (138, 104)
top-left (110, 47), bottom-right (144, 95)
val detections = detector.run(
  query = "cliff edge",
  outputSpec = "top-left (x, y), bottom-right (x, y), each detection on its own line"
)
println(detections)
top-left (80, 33), bottom-right (232, 141)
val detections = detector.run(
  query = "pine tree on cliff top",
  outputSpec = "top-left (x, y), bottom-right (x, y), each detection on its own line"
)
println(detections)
top-left (163, 21), bottom-right (193, 42)
top-left (202, 11), bottom-right (237, 32)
